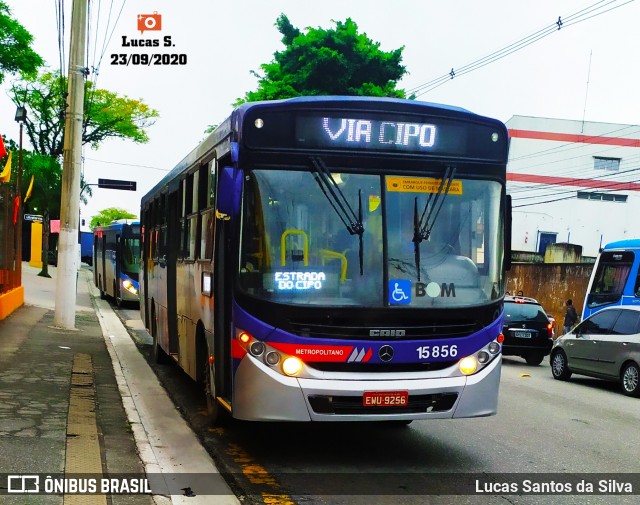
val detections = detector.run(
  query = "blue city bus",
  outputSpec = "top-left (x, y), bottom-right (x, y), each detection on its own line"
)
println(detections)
top-left (583, 238), bottom-right (640, 319)
top-left (140, 96), bottom-right (510, 424)
top-left (93, 221), bottom-right (141, 306)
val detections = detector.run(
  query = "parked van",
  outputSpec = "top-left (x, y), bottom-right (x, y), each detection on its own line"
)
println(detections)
top-left (550, 306), bottom-right (640, 397)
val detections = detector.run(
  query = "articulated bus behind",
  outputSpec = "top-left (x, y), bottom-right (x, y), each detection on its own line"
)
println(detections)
top-left (93, 221), bottom-right (141, 306)
top-left (583, 239), bottom-right (640, 319)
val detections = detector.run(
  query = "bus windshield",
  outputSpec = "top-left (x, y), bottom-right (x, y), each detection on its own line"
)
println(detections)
top-left (239, 169), bottom-right (503, 307)
top-left (122, 237), bottom-right (140, 279)
top-left (587, 250), bottom-right (634, 308)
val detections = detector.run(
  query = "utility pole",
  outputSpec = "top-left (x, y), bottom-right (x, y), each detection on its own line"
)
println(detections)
top-left (54, 0), bottom-right (87, 329)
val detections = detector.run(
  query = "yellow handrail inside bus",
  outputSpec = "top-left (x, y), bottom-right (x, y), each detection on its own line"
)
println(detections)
top-left (319, 249), bottom-right (347, 283)
top-left (280, 229), bottom-right (309, 266)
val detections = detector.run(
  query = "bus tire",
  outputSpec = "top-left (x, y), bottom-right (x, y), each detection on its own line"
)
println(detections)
top-left (113, 280), bottom-right (123, 308)
top-left (381, 420), bottom-right (413, 427)
top-left (203, 354), bottom-right (228, 426)
top-left (151, 307), bottom-right (170, 365)
top-left (196, 330), bottom-right (230, 426)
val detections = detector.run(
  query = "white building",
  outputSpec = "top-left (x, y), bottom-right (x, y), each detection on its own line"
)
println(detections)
top-left (506, 115), bottom-right (640, 257)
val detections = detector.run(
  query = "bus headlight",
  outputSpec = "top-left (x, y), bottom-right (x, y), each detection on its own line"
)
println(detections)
top-left (459, 356), bottom-right (478, 375)
top-left (282, 356), bottom-right (303, 376)
top-left (122, 279), bottom-right (138, 295)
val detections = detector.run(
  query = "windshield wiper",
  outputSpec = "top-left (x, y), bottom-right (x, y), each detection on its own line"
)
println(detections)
top-left (412, 166), bottom-right (456, 281)
top-left (310, 156), bottom-right (365, 275)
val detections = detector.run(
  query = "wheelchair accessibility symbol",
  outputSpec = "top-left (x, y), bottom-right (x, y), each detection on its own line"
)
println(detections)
top-left (389, 280), bottom-right (411, 305)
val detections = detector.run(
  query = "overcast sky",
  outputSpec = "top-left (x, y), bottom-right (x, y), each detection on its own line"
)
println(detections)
top-left (1, 0), bottom-right (638, 221)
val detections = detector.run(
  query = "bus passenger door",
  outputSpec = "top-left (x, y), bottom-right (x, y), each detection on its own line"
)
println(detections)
top-left (115, 235), bottom-right (121, 299)
top-left (213, 220), bottom-right (232, 403)
top-left (167, 191), bottom-right (179, 356)
top-left (101, 234), bottom-right (107, 294)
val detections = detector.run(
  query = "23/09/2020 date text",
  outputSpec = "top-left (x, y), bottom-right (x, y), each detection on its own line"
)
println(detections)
top-left (110, 53), bottom-right (187, 66)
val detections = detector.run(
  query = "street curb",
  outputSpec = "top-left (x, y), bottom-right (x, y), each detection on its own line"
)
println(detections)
top-left (85, 272), bottom-right (171, 505)
top-left (83, 270), bottom-right (239, 505)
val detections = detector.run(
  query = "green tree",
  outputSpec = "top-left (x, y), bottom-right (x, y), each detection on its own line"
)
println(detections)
top-left (10, 71), bottom-right (159, 158)
top-left (1, 138), bottom-right (91, 219)
top-left (90, 207), bottom-right (136, 230)
top-left (19, 151), bottom-right (62, 216)
top-left (0, 1), bottom-right (43, 84)
top-left (235, 15), bottom-right (409, 105)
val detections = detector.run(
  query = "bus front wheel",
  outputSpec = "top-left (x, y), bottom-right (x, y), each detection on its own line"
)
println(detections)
top-left (203, 348), bottom-right (228, 426)
top-left (151, 308), bottom-right (170, 365)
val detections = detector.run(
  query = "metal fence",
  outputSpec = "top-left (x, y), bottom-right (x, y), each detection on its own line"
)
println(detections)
top-left (0, 184), bottom-right (19, 294)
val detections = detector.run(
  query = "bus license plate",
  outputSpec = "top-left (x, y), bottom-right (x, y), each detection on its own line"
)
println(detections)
top-left (363, 391), bottom-right (409, 407)
top-left (514, 331), bottom-right (532, 338)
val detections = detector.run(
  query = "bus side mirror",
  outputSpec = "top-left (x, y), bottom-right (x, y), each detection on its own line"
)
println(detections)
top-left (217, 166), bottom-right (243, 219)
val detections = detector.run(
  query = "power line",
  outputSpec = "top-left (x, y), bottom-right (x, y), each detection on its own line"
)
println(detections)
top-left (54, 0), bottom-right (66, 77)
top-left (509, 167), bottom-right (640, 202)
top-left (507, 151), bottom-right (640, 194)
top-left (83, 156), bottom-right (170, 172)
top-left (406, 0), bottom-right (636, 98)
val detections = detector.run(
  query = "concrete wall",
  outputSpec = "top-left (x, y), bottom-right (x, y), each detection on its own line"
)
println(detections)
top-left (506, 263), bottom-right (594, 321)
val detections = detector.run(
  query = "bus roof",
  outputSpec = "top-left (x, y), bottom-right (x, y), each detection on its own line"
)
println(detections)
top-left (141, 96), bottom-right (507, 208)
top-left (603, 238), bottom-right (640, 250)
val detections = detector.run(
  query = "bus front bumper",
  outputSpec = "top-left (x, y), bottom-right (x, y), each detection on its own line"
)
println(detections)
top-left (232, 355), bottom-right (501, 422)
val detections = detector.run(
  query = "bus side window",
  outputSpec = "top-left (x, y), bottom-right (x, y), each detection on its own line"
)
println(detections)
top-left (635, 268), bottom-right (640, 297)
top-left (198, 159), bottom-right (216, 261)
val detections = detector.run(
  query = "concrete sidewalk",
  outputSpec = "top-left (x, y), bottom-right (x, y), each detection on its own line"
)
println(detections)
top-left (0, 263), bottom-right (239, 504)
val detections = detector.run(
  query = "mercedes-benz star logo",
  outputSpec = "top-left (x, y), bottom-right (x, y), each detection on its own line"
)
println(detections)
top-left (378, 345), bottom-right (394, 362)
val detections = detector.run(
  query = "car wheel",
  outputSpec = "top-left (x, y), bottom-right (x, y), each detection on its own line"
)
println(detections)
top-left (621, 362), bottom-right (640, 397)
top-left (551, 350), bottom-right (572, 380)
top-left (525, 352), bottom-right (545, 366)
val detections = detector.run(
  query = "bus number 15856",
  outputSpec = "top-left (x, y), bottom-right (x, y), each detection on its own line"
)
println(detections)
top-left (417, 345), bottom-right (458, 360)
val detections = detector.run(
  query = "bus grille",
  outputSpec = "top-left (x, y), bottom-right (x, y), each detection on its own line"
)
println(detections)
top-left (308, 393), bottom-right (458, 415)
top-left (289, 321), bottom-right (479, 340)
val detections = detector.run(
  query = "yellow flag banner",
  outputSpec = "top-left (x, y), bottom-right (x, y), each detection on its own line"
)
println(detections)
top-left (24, 174), bottom-right (34, 202)
top-left (0, 151), bottom-right (12, 182)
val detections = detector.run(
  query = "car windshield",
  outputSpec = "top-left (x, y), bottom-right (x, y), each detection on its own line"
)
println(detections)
top-left (504, 302), bottom-right (548, 323)
top-left (239, 169), bottom-right (504, 307)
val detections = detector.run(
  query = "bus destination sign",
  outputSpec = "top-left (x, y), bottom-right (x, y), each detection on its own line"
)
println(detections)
top-left (243, 108), bottom-right (507, 161)
top-left (295, 114), bottom-right (468, 154)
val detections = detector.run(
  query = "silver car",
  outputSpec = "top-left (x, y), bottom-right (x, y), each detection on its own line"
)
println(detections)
top-left (550, 306), bottom-right (640, 397)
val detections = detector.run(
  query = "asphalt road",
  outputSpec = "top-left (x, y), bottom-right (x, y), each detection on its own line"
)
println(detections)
top-left (114, 304), bottom-right (640, 505)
